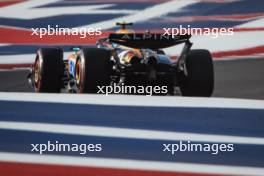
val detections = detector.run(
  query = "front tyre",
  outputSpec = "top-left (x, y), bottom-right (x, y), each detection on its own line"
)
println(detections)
top-left (179, 49), bottom-right (214, 97)
top-left (75, 48), bottom-right (111, 93)
top-left (33, 48), bottom-right (63, 93)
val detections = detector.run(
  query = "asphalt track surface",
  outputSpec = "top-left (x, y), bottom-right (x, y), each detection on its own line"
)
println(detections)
top-left (0, 58), bottom-right (264, 100)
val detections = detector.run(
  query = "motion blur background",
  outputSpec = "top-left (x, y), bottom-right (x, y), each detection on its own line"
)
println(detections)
top-left (0, 0), bottom-right (264, 99)
top-left (0, 1), bottom-right (264, 176)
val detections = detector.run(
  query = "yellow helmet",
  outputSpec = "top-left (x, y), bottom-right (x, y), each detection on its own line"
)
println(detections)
top-left (116, 28), bottom-right (134, 34)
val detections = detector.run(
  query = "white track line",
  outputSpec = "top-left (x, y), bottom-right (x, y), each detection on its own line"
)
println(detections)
top-left (165, 31), bottom-right (264, 56)
top-left (0, 54), bottom-right (35, 64)
top-left (0, 92), bottom-right (264, 109)
top-left (0, 0), bottom-right (135, 19)
top-left (81, 0), bottom-right (198, 30)
top-left (0, 52), bottom-right (73, 64)
top-left (236, 17), bottom-right (264, 28)
top-left (0, 121), bottom-right (264, 145)
top-left (0, 152), bottom-right (263, 176)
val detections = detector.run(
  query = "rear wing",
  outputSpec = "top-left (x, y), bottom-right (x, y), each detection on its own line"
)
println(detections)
top-left (108, 33), bottom-right (191, 49)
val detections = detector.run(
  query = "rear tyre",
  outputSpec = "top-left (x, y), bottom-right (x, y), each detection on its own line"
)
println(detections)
top-left (75, 48), bottom-right (111, 93)
top-left (33, 48), bottom-right (63, 93)
top-left (179, 49), bottom-right (214, 97)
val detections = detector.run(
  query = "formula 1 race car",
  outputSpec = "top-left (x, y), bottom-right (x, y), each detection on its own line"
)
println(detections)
top-left (28, 22), bottom-right (214, 96)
